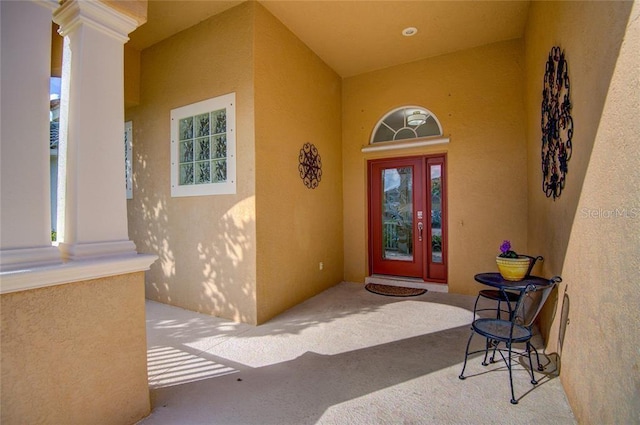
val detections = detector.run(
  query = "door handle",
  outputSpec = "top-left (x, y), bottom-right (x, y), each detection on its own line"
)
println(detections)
top-left (418, 222), bottom-right (424, 242)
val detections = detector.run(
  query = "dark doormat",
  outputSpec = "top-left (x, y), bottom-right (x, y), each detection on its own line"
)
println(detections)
top-left (365, 283), bottom-right (427, 297)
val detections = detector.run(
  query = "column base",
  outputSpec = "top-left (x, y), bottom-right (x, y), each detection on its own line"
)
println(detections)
top-left (0, 246), bottom-right (63, 272)
top-left (58, 240), bottom-right (137, 261)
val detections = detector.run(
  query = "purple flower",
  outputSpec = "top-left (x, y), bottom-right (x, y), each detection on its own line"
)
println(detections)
top-left (498, 240), bottom-right (518, 258)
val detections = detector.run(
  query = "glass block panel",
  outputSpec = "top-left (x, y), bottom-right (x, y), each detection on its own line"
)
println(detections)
top-left (179, 117), bottom-right (193, 140)
top-left (171, 92), bottom-right (236, 197)
top-left (196, 161), bottom-right (210, 184)
top-left (196, 137), bottom-right (210, 161)
top-left (212, 159), bottom-right (227, 182)
top-left (196, 113), bottom-right (210, 137)
top-left (213, 135), bottom-right (227, 159)
top-left (212, 109), bottom-right (227, 134)
top-left (180, 163), bottom-right (194, 185)
top-left (180, 140), bottom-right (193, 163)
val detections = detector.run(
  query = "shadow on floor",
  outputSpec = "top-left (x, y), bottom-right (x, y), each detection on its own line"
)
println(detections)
top-left (140, 282), bottom-right (575, 425)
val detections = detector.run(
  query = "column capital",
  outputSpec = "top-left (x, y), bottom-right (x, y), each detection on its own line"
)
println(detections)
top-left (53, 0), bottom-right (139, 43)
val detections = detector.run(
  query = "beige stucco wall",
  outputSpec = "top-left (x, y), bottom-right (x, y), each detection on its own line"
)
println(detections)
top-left (126, 2), bottom-right (258, 324)
top-left (342, 39), bottom-right (528, 294)
top-left (525, 0), bottom-right (634, 286)
top-left (51, 24), bottom-right (63, 77)
top-left (0, 273), bottom-right (150, 424)
top-left (253, 4), bottom-right (343, 323)
top-left (127, 2), bottom-right (343, 325)
top-left (524, 1), bottom-right (638, 423)
top-left (124, 45), bottom-right (141, 108)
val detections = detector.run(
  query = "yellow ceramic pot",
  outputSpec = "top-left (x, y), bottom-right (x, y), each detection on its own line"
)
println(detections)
top-left (496, 256), bottom-right (530, 281)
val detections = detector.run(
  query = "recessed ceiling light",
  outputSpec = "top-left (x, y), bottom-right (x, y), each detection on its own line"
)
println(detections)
top-left (402, 27), bottom-right (418, 37)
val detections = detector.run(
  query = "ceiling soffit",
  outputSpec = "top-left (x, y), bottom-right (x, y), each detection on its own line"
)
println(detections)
top-left (128, 0), bottom-right (530, 78)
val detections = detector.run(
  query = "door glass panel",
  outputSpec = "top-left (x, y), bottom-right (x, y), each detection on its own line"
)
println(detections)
top-left (430, 164), bottom-right (443, 263)
top-left (381, 167), bottom-right (413, 261)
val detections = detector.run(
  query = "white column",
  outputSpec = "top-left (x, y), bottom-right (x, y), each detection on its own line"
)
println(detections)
top-left (0, 0), bottom-right (62, 271)
top-left (53, 0), bottom-right (139, 260)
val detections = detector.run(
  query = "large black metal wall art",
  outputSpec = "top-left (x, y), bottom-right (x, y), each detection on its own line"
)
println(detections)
top-left (298, 143), bottom-right (322, 189)
top-left (541, 46), bottom-right (573, 200)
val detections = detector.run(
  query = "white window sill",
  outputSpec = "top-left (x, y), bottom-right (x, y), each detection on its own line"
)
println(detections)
top-left (361, 136), bottom-right (450, 153)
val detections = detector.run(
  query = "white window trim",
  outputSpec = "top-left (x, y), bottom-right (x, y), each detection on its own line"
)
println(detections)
top-left (125, 120), bottom-right (133, 199)
top-left (361, 135), bottom-right (450, 152)
top-left (170, 92), bottom-right (236, 197)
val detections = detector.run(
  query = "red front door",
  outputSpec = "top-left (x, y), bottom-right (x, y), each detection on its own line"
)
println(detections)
top-left (368, 155), bottom-right (447, 282)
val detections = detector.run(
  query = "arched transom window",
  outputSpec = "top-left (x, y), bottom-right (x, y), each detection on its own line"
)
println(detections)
top-left (371, 106), bottom-right (442, 144)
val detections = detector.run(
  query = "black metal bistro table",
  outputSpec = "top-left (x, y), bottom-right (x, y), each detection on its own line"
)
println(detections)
top-left (473, 272), bottom-right (553, 319)
top-left (474, 272), bottom-right (552, 291)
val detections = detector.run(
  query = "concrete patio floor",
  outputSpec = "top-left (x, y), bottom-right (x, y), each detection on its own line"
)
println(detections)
top-left (139, 282), bottom-right (576, 424)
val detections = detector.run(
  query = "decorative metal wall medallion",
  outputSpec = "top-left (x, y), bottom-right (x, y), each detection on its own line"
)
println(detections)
top-left (298, 143), bottom-right (322, 189)
top-left (541, 46), bottom-right (573, 200)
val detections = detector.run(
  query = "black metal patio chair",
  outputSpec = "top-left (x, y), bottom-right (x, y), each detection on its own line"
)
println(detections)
top-left (459, 275), bottom-right (562, 404)
top-left (472, 255), bottom-right (544, 320)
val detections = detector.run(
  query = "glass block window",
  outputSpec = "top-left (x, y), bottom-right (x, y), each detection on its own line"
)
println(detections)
top-left (370, 106), bottom-right (442, 144)
top-left (170, 93), bottom-right (236, 197)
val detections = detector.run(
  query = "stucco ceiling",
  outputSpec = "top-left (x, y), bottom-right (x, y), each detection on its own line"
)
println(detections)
top-left (127, 0), bottom-right (530, 78)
